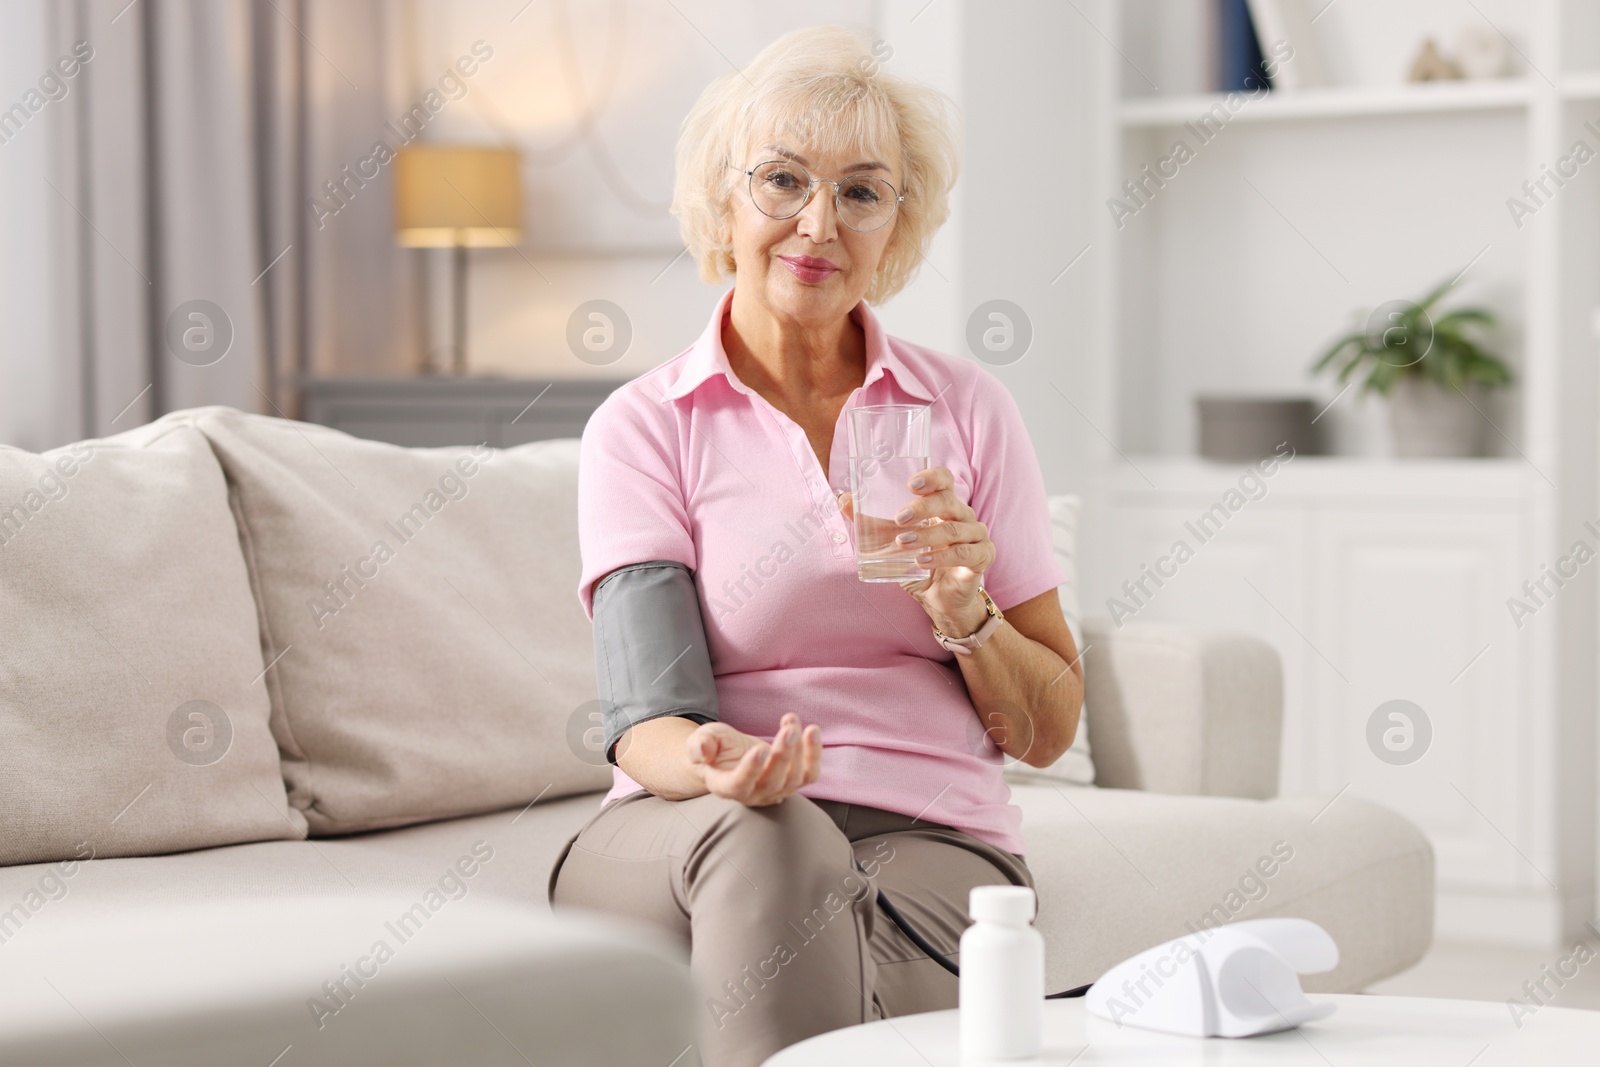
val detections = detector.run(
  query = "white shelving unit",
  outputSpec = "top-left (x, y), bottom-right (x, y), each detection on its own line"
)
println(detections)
top-left (1564, 71), bottom-right (1600, 99)
top-left (1121, 78), bottom-right (1534, 126)
top-left (1079, 0), bottom-right (1600, 948)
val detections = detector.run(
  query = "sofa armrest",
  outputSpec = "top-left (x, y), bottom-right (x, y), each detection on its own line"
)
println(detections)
top-left (1081, 616), bottom-right (1283, 799)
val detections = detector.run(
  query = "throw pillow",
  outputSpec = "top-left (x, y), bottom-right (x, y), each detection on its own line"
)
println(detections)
top-left (191, 406), bottom-right (610, 835)
top-left (0, 416), bottom-right (305, 865)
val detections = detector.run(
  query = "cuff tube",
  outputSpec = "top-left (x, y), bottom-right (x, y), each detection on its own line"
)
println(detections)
top-left (591, 560), bottom-right (720, 766)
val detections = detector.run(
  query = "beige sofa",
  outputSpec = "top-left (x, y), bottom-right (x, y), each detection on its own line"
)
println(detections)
top-left (0, 406), bottom-right (1434, 1065)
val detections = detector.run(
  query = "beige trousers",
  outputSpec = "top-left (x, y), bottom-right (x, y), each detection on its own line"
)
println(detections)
top-left (546, 788), bottom-right (1035, 1067)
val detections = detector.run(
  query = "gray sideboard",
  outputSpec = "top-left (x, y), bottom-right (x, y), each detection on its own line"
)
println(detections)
top-left (297, 377), bottom-right (622, 447)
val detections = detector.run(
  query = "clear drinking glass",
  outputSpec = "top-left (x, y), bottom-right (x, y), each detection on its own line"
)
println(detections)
top-left (847, 404), bottom-right (932, 583)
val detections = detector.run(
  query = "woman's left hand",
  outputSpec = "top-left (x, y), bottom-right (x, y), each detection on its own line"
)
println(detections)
top-left (838, 466), bottom-right (995, 637)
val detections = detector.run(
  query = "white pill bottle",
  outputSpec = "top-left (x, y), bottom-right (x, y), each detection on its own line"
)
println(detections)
top-left (959, 884), bottom-right (1044, 1059)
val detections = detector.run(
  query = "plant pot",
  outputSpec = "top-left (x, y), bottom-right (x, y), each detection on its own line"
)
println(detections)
top-left (1387, 377), bottom-right (1489, 457)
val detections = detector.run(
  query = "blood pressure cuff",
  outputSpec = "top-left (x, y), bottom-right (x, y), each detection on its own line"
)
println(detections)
top-left (591, 560), bottom-right (719, 766)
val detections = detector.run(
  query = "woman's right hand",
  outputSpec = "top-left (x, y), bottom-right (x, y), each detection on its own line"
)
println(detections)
top-left (688, 713), bottom-right (822, 807)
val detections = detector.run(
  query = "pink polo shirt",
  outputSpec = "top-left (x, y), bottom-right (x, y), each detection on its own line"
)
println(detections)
top-left (575, 285), bottom-right (1065, 856)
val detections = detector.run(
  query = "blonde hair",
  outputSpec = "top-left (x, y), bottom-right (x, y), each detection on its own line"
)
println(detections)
top-left (670, 24), bottom-right (961, 307)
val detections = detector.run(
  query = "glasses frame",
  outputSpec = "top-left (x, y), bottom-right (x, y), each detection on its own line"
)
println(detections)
top-left (730, 160), bottom-right (904, 233)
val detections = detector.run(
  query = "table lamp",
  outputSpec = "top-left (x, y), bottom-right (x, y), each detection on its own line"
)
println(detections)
top-left (393, 145), bottom-right (523, 375)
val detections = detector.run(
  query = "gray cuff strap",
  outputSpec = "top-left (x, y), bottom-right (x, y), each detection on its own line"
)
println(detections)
top-left (592, 560), bottom-right (719, 766)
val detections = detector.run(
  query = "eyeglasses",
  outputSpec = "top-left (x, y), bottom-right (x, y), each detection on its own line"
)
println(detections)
top-left (730, 160), bottom-right (903, 233)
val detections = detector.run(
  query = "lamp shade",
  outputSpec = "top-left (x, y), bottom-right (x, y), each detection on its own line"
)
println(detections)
top-left (393, 145), bottom-right (523, 248)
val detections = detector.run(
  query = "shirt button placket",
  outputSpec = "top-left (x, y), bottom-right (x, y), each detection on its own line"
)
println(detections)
top-left (782, 416), bottom-right (851, 559)
top-left (823, 477), bottom-right (848, 556)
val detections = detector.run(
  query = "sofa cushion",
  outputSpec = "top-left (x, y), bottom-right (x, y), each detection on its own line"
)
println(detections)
top-left (1075, 617), bottom-right (1283, 799)
top-left (0, 793), bottom-right (608, 931)
top-left (0, 890), bottom-right (697, 1067)
top-left (1010, 782), bottom-right (1435, 993)
top-left (1003, 493), bottom-right (1094, 786)
top-left (189, 406), bottom-right (609, 836)
top-left (0, 782), bottom-right (1434, 996)
top-left (0, 416), bottom-right (304, 866)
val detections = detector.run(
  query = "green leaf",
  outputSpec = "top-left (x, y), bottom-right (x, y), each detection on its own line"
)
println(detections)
top-left (1311, 334), bottom-right (1362, 372)
top-left (1414, 275), bottom-right (1456, 313)
top-left (1434, 308), bottom-right (1495, 330)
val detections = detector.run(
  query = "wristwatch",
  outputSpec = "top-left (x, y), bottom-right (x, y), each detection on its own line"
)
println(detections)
top-left (931, 587), bottom-right (1005, 656)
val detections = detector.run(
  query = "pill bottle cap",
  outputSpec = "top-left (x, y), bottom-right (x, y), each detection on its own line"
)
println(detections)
top-left (969, 884), bottom-right (1036, 925)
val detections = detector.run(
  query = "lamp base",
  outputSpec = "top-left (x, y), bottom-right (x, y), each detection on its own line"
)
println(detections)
top-left (451, 244), bottom-right (468, 376)
top-left (408, 244), bottom-right (471, 377)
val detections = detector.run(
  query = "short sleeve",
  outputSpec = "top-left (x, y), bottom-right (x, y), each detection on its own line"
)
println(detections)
top-left (965, 370), bottom-right (1067, 613)
top-left (576, 391), bottom-right (697, 620)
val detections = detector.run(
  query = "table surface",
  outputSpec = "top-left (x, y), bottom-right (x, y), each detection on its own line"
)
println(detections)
top-left (761, 994), bottom-right (1600, 1065)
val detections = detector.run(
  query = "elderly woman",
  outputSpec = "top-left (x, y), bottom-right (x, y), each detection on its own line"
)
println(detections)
top-left (547, 24), bottom-right (1082, 1067)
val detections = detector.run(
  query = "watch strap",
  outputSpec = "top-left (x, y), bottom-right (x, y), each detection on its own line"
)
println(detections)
top-left (932, 588), bottom-right (1005, 656)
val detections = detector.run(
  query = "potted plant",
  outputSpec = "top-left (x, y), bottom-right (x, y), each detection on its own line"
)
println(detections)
top-left (1310, 276), bottom-right (1513, 457)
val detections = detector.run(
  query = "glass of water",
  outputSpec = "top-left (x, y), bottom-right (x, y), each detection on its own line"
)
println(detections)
top-left (847, 404), bottom-right (932, 583)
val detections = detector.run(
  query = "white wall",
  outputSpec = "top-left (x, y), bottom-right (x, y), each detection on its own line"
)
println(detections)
top-left (869, 0), bottom-right (964, 361)
top-left (957, 0), bottom-right (1103, 499)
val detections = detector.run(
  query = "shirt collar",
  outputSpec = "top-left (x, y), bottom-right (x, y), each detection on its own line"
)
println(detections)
top-left (659, 286), bottom-right (936, 404)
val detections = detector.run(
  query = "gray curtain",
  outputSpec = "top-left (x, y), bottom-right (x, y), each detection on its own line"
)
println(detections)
top-left (46, 0), bottom-right (421, 438)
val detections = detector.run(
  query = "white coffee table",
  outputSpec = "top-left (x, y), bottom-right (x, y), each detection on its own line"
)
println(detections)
top-left (762, 994), bottom-right (1600, 1065)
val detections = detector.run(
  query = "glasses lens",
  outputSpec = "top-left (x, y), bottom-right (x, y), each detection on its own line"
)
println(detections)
top-left (836, 175), bottom-right (896, 232)
top-left (751, 162), bottom-right (809, 219)
top-left (749, 162), bottom-right (899, 232)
